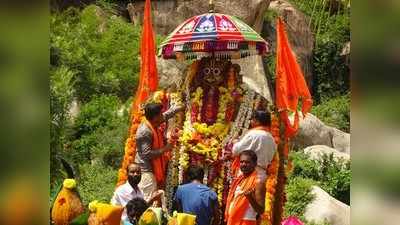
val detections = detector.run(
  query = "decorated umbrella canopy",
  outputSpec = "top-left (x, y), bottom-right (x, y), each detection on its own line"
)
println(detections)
top-left (159, 12), bottom-right (269, 60)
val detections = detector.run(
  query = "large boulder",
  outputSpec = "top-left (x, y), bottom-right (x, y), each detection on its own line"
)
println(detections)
top-left (292, 113), bottom-right (350, 154)
top-left (304, 145), bottom-right (350, 162)
top-left (127, 0), bottom-right (271, 35)
top-left (156, 57), bottom-right (188, 89)
top-left (264, 0), bottom-right (314, 87)
top-left (305, 186), bottom-right (350, 225)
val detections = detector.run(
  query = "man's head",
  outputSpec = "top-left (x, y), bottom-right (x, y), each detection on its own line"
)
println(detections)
top-left (186, 165), bottom-right (204, 183)
top-left (127, 163), bottom-right (141, 188)
top-left (251, 110), bottom-right (271, 128)
top-left (144, 103), bottom-right (164, 126)
top-left (126, 197), bottom-right (149, 223)
top-left (239, 150), bottom-right (257, 175)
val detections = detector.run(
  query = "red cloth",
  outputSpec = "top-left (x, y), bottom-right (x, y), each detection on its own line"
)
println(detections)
top-left (275, 18), bottom-right (312, 138)
top-left (132, 0), bottom-right (158, 113)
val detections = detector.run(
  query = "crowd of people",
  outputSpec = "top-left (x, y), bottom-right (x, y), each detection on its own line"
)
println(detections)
top-left (111, 102), bottom-right (277, 225)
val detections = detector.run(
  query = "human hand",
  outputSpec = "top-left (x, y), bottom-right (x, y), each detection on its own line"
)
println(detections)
top-left (151, 190), bottom-right (164, 199)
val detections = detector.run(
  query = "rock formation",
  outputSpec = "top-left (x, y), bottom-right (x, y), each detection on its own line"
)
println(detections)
top-left (264, 0), bottom-right (315, 88)
top-left (304, 145), bottom-right (350, 162)
top-left (293, 113), bottom-right (350, 154)
top-left (127, 0), bottom-right (271, 35)
top-left (305, 186), bottom-right (350, 225)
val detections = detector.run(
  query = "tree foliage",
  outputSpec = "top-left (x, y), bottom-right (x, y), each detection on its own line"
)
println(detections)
top-left (50, 5), bottom-right (141, 102)
top-left (311, 93), bottom-right (350, 132)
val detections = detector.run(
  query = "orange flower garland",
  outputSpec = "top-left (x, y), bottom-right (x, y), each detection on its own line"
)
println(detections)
top-left (117, 110), bottom-right (143, 186)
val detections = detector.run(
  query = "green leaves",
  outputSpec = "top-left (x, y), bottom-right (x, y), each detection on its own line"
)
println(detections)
top-left (289, 151), bottom-right (351, 205)
top-left (285, 177), bottom-right (316, 218)
top-left (50, 5), bottom-right (141, 102)
top-left (311, 93), bottom-right (350, 132)
top-left (78, 163), bottom-right (118, 204)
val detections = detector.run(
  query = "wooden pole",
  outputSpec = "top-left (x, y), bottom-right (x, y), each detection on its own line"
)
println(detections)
top-left (272, 113), bottom-right (286, 225)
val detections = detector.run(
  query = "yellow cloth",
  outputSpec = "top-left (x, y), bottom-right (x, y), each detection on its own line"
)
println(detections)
top-left (176, 213), bottom-right (196, 225)
top-left (88, 202), bottom-right (123, 225)
top-left (168, 212), bottom-right (196, 225)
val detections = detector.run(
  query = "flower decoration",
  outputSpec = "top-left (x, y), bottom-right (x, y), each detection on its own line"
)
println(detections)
top-left (63, 179), bottom-right (76, 189)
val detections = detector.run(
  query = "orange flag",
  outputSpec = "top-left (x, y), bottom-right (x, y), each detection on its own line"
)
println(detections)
top-left (117, 0), bottom-right (158, 186)
top-left (275, 18), bottom-right (312, 138)
top-left (133, 0), bottom-right (158, 113)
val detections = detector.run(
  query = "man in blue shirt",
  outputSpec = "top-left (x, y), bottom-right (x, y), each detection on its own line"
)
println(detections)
top-left (174, 165), bottom-right (219, 225)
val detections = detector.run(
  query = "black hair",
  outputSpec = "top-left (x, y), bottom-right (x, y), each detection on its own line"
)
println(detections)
top-left (186, 165), bottom-right (204, 182)
top-left (144, 103), bottom-right (163, 121)
top-left (240, 150), bottom-right (258, 164)
top-left (253, 110), bottom-right (271, 126)
top-left (126, 197), bottom-right (149, 222)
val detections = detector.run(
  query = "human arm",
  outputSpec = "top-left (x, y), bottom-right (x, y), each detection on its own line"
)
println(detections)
top-left (162, 104), bottom-right (184, 121)
top-left (146, 190), bottom-right (164, 206)
top-left (243, 179), bottom-right (266, 214)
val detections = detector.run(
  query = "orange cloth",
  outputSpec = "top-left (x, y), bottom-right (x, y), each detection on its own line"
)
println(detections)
top-left (144, 119), bottom-right (169, 187)
top-left (275, 18), bottom-right (312, 138)
top-left (225, 171), bottom-right (258, 225)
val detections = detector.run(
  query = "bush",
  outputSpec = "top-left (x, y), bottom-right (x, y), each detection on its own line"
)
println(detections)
top-left (67, 95), bottom-right (129, 169)
top-left (290, 151), bottom-right (350, 205)
top-left (311, 93), bottom-right (350, 132)
top-left (50, 5), bottom-right (141, 102)
top-left (78, 163), bottom-right (118, 204)
top-left (73, 95), bottom-right (124, 137)
top-left (284, 177), bottom-right (316, 218)
top-left (50, 66), bottom-right (75, 182)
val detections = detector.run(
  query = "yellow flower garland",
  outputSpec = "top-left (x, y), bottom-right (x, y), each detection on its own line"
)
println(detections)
top-left (179, 86), bottom-right (232, 161)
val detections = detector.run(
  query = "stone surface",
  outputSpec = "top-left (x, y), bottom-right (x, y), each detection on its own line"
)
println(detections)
top-left (331, 128), bottom-right (350, 154)
top-left (156, 57), bottom-right (188, 89)
top-left (304, 145), bottom-right (350, 162)
top-left (127, 0), bottom-right (271, 35)
top-left (264, 0), bottom-right (314, 87)
top-left (292, 113), bottom-right (350, 154)
top-left (305, 186), bottom-right (350, 225)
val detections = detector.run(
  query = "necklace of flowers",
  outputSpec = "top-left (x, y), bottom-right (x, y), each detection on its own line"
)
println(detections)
top-left (182, 86), bottom-right (231, 158)
top-left (220, 85), bottom-right (257, 188)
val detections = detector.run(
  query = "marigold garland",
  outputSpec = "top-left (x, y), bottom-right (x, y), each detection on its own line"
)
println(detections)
top-left (117, 111), bottom-right (142, 186)
top-left (260, 113), bottom-right (281, 225)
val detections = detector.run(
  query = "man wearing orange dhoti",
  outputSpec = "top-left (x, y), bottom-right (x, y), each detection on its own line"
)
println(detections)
top-left (225, 150), bottom-right (266, 225)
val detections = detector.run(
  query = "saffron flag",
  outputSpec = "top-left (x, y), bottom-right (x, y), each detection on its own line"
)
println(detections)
top-left (133, 0), bottom-right (158, 113)
top-left (117, 0), bottom-right (158, 186)
top-left (275, 18), bottom-right (312, 138)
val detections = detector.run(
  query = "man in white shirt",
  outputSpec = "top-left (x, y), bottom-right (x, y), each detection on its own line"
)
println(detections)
top-left (231, 110), bottom-right (277, 178)
top-left (111, 163), bottom-right (161, 221)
